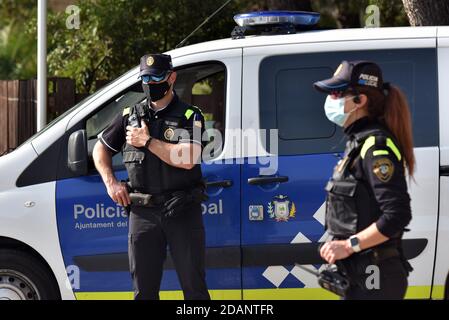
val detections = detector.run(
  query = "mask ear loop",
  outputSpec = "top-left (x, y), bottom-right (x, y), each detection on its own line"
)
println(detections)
top-left (345, 88), bottom-right (362, 121)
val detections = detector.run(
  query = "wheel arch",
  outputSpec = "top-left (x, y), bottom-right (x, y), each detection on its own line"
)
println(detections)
top-left (0, 236), bottom-right (61, 299)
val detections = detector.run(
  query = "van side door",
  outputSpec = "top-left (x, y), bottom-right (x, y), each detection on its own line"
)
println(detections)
top-left (55, 49), bottom-right (243, 299)
top-left (241, 40), bottom-right (439, 299)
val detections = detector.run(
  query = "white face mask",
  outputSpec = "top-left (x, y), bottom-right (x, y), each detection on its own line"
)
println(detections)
top-left (324, 95), bottom-right (356, 127)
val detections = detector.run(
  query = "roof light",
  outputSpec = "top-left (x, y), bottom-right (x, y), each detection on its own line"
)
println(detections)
top-left (234, 11), bottom-right (320, 28)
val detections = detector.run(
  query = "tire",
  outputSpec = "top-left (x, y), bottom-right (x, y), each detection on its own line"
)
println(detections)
top-left (0, 249), bottom-right (60, 300)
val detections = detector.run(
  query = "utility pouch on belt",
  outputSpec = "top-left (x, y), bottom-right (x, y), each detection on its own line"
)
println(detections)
top-left (129, 193), bottom-right (152, 207)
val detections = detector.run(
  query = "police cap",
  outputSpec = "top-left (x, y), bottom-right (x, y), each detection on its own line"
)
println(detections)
top-left (139, 54), bottom-right (173, 78)
top-left (314, 60), bottom-right (384, 93)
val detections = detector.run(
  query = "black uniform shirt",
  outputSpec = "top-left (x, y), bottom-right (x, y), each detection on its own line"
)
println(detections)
top-left (344, 117), bottom-right (412, 238)
top-left (99, 93), bottom-right (205, 154)
top-left (99, 93), bottom-right (206, 194)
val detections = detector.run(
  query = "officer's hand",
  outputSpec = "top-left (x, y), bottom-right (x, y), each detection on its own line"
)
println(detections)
top-left (106, 180), bottom-right (131, 207)
top-left (126, 121), bottom-right (150, 148)
top-left (320, 240), bottom-right (353, 264)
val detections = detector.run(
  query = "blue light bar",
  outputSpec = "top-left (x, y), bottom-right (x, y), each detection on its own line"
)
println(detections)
top-left (234, 11), bottom-right (320, 28)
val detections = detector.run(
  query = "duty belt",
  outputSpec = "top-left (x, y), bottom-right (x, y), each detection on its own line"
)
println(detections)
top-left (128, 192), bottom-right (173, 207)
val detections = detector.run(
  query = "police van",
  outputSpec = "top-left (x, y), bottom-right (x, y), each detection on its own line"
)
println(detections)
top-left (0, 11), bottom-right (448, 300)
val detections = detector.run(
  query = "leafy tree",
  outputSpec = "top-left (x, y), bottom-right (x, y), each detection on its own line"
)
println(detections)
top-left (1, 0), bottom-right (411, 89)
top-left (0, 0), bottom-right (36, 29)
top-left (0, 0), bottom-right (37, 79)
top-left (313, 0), bottom-right (408, 28)
top-left (46, 0), bottom-right (241, 93)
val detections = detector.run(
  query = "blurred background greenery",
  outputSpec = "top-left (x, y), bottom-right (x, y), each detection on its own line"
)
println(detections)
top-left (0, 0), bottom-right (414, 93)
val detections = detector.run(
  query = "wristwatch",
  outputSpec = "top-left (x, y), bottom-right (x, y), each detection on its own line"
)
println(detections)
top-left (144, 136), bottom-right (153, 149)
top-left (348, 235), bottom-right (362, 253)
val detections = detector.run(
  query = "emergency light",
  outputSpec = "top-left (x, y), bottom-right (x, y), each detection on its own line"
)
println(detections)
top-left (231, 11), bottom-right (320, 39)
top-left (234, 11), bottom-right (320, 28)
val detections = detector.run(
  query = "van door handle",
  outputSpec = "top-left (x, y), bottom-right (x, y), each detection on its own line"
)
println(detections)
top-left (441, 166), bottom-right (449, 176)
top-left (206, 180), bottom-right (233, 188)
top-left (248, 176), bottom-right (289, 185)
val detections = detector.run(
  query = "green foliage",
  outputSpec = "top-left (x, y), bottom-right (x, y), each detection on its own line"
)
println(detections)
top-left (313, 0), bottom-right (408, 28)
top-left (0, 0), bottom-right (410, 88)
top-left (0, 0), bottom-right (37, 29)
top-left (0, 0), bottom-right (37, 79)
top-left (365, 0), bottom-right (409, 27)
top-left (45, 0), bottom-right (241, 93)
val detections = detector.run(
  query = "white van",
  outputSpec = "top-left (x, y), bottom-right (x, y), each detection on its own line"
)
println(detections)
top-left (0, 12), bottom-right (448, 300)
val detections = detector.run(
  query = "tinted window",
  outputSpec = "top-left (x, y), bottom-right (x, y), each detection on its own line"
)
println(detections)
top-left (276, 67), bottom-right (335, 140)
top-left (259, 48), bottom-right (438, 155)
top-left (175, 62), bottom-right (226, 158)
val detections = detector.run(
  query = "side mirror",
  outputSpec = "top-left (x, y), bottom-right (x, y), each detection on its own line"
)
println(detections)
top-left (68, 129), bottom-right (88, 175)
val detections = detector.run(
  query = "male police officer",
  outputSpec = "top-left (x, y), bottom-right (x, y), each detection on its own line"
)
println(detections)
top-left (93, 54), bottom-right (210, 300)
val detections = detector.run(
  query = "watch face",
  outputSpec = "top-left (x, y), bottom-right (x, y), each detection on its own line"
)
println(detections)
top-left (350, 237), bottom-right (359, 247)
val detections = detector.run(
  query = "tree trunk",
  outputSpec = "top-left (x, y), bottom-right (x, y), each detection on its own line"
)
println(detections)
top-left (402, 0), bottom-right (449, 26)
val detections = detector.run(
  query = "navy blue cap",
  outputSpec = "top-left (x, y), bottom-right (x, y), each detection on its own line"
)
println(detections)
top-left (139, 54), bottom-right (173, 77)
top-left (314, 60), bottom-right (384, 93)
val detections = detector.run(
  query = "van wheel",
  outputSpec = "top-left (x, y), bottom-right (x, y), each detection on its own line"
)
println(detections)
top-left (0, 249), bottom-right (60, 300)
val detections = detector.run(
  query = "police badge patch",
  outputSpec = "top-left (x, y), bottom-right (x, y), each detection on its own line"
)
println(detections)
top-left (267, 195), bottom-right (296, 222)
top-left (164, 128), bottom-right (175, 141)
top-left (146, 56), bottom-right (154, 67)
top-left (373, 157), bottom-right (394, 182)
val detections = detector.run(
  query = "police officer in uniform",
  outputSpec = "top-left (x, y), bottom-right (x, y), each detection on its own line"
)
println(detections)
top-left (93, 54), bottom-right (210, 300)
top-left (313, 61), bottom-right (414, 300)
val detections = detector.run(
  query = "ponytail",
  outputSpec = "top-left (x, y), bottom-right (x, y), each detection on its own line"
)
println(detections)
top-left (354, 84), bottom-right (415, 177)
top-left (383, 85), bottom-right (415, 177)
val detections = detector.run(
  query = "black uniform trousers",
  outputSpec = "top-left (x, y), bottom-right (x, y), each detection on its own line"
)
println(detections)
top-left (128, 202), bottom-right (210, 300)
top-left (340, 255), bottom-right (408, 300)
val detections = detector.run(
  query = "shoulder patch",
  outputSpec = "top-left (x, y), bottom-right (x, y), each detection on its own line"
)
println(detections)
top-left (372, 157), bottom-right (395, 183)
top-left (123, 107), bottom-right (131, 117)
top-left (185, 109), bottom-right (194, 120)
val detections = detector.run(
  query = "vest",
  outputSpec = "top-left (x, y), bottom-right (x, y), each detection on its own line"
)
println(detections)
top-left (324, 128), bottom-right (395, 238)
top-left (122, 100), bottom-right (203, 195)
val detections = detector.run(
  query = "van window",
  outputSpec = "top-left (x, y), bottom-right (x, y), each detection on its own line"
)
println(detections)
top-left (259, 48), bottom-right (438, 156)
top-left (175, 62), bottom-right (226, 153)
top-left (276, 67), bottom-right (336, 140)
top-left (86, 83), bottom-right (145, 140)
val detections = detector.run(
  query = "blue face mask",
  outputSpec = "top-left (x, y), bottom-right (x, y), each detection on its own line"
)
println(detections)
top-left (324, 95), bottom-right (355, 127)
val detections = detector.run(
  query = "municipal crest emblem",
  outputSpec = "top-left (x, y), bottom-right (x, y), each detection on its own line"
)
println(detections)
top-left (267, 195), bottom-right (297, 222)
top-left (249, 205), bottom-right (264, 221)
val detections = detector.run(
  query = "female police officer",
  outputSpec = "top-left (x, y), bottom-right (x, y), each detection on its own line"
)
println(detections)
top-left (313, 61), bottom-right (414, 300)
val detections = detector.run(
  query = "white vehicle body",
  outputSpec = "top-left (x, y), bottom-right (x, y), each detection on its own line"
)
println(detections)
top-left (0, 26), bottom-right (448, 300)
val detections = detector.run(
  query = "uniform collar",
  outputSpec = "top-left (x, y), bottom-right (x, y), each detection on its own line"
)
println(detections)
top-left (344, 116), bottom-right (378, 137)
top-left (149, 91), bottom-right (179, 115)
